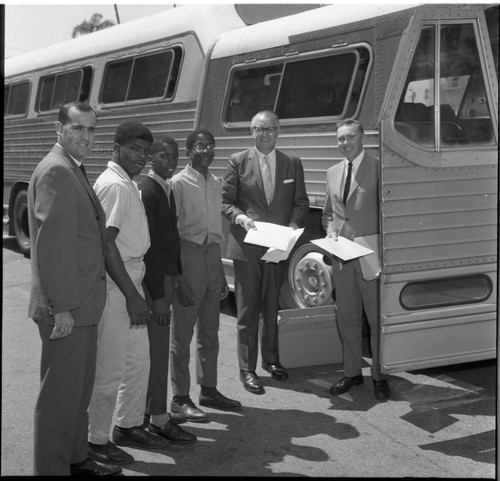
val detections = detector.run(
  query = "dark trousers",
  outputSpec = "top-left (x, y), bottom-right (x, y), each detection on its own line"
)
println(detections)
top-left (145, 276), bottom-right (174, 416)
top-left (34, 321), bottom-right (97, 476)
top-left (233, 258), bottom-right (286, 372)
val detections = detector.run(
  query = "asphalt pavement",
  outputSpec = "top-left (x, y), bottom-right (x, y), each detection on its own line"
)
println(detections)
top-left (2, 236), bottom-right (497, 477)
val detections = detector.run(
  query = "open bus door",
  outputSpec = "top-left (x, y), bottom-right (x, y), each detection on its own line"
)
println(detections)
top-left (378, 5), bottom-right (498, 373)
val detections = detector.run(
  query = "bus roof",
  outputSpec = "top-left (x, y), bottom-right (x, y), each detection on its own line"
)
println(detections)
top-left (210, 4), bottom-right (419, 59)
top-left (5, 4), bottom-right (246, 78)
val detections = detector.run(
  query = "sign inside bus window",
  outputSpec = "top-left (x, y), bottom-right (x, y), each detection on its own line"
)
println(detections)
top-left (394, 23), bottom-right (495, 148)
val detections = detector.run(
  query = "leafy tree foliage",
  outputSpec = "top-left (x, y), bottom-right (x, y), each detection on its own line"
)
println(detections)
top-left (72, 13), bottom-right (115, 38)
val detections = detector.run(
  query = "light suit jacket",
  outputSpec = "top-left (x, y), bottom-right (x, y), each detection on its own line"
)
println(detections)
top-left (322, 151), bottom-right (380, 241)
top-left (28, 144), bottom-right (107, 326)
top-left (222, 147), bottom-right (309, 261)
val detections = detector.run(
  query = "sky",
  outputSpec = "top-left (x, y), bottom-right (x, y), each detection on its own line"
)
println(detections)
top-left (3, 1), bottom-right (484, 59)
top-left (3, 3), bottom-right (176, 58)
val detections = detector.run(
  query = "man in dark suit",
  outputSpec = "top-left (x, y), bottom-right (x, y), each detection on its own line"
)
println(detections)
top-left (140, 137), bottom-right (196, 444)
top-left (27, 101), bottom-right (121, 476)
top-left (322, 119), bottom-right (391, 401)
top-left (222, 111), bottom-right (309, 394)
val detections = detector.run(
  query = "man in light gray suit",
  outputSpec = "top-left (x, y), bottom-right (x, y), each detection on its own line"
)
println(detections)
top-left (222, 111), bottom-right (309, 395)
top-left (322, 119), bottom-right (391, 401)
top-left (28, 101), bottom-right (121, 476)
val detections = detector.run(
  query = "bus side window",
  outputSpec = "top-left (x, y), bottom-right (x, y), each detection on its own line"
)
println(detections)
top-left (4, 81), bottom-right (30, 117)
top-left (395, 22), bottom-right (496, 148)
top-left (37, 67), bottom-right (92, 113)
top-left (101, 47), bottom-right (182, 104)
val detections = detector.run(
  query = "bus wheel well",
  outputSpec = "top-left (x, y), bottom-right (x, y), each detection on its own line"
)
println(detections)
top-left (11, 186), bottom-right (30, 256)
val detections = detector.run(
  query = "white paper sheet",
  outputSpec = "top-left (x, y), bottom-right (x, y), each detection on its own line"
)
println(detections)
top-left (244, 221), bottom-right (294, 251)
top-left (261, 228), bottom-right (304, 263)
top-left (310, 236), bottom-right (374, 261)
top-left (354, 235), bottom-right (381, 280)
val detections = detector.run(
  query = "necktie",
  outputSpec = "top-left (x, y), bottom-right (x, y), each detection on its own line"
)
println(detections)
top-left (262, 155), bottom-right (274, 205)
top-left (79, 164), bottom-right (90, 184)
top-left (342, 161), bottom-right (352, 205)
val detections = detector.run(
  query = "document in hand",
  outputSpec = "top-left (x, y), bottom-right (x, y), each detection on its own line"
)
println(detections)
top-left (261, 228), bottom-right (304, 263)
top-left (354, 234), bottom-right (381, 280)
top-left (244, 221), bottom-right (294, 251)
top-left (310, 236), bottom-right (374, 261)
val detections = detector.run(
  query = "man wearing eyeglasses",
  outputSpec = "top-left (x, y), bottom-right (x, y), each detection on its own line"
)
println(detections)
top-left (169, 129), bottom-right (241, 422)
top-left (222, 111), bottom-right (309, 394)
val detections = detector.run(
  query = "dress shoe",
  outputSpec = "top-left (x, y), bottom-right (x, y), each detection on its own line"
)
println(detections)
top-left (199, 389), bottom-right (242, 411)
top-left (373, 379), bottom-right (391, 401)
top-left (88, 441), bottom-right (134, 465)
top-left (148, 419), bottom-right (197, 444)
top-left (112, 425), bottom-right (169, 449)
top-left (70, 458), bottom-right (122, 476)
top-left (329, 375), bottom-right (364, 395)
top-left (262, 362), bottom-right (289, 381)
top-left (171, 397), bottom-right (209, 423)
top-left (240, 370), bottom-right (265, 394)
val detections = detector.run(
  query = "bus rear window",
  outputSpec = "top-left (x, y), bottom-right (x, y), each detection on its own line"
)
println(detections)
top-left (4, 81), bottom-right (30, 116)
top-left (400, 275), bottom-right (492, 311)
top-left (37, 67), bottom-right (92, 112)
top-left (100, 47), bottom-right (182, 104)
top-left (224, 45), bottom-right (371, 124)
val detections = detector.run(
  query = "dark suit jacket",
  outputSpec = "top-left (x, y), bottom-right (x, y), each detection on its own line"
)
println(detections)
top-left (140, 175), bottom-right (181, 300)
top-left (28, 144), bottom-right (107, 326)
top-left (222, 147), bottom-right (309, 261)
top-left (321, 152), bottom-right (380, 240)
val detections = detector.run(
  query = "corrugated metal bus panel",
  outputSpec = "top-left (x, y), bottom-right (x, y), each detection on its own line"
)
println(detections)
top-left (384, 209), bottom-right (497, 233)
top-left (383, 177), bottom-right (497, 199)
top-left (382, 194), bottom-right (497, 217)
top-left (381, 318), bottom-right (496, 373)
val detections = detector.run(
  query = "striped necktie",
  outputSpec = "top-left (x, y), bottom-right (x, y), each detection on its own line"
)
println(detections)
top-left (262, 155), bottom-right (274, 205)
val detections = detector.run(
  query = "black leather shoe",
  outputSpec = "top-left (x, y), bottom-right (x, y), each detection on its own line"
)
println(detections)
top-left (88, 441), bottom-right (134, 465)
top-left (171, 398), bottom-right (209, 423)
top-left (70, 458), bottom-right (122, 476)
top-left (240, 370), bottom-right (265, 394)
top-left (329, 375), bottom-right (364, 395)
top-left (262, 362), bottom-right (289, 381)
top-left (373, 379), bottom-right (391, 401)
top-left (111, 425), bottom-right (169, 449)
top-left (148, 419), bottom-right (197, 444)
top-left (199, 389), bottom-right (242, 411)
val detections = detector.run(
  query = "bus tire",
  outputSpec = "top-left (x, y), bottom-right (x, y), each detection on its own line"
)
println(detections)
top-left (279, 243), bottom-right (335, 310)
top-left (12, 190), bottom-right (30, 256)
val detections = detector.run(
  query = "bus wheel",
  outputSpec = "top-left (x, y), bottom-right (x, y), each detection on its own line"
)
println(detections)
top-left (280, 243), bottom-right (334, 309)
top-left (12, 190), bottom-right (30, 256)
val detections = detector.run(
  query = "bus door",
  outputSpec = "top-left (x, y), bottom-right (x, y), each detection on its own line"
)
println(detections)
top-left (378, 5), bottom-right (498, 373)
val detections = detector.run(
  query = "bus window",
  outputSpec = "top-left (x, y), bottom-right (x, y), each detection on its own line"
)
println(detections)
top-left (100, 47), bottom-right (182, 104)
top-left (4, 81), bottom-right (30, 116)
top-left (224, 45), bottom-right (371, 124)
top-left (37, 67), bottom-right (92, 112)
top-left (226, 65), bottom-right (283, 122)
top-left (395, 22), bottom-right (496, 147)
top-left (400, 275), bottom-right (492, 311)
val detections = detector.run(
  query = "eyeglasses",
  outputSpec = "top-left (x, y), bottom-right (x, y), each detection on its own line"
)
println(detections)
top-left (192, 143), bottom-right (215, 152)
top-left (252, 127), bottom-right (277, 135)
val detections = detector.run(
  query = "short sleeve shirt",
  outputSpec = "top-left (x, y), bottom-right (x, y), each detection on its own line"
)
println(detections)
top-left (94, 161), bottom-right (150, 261)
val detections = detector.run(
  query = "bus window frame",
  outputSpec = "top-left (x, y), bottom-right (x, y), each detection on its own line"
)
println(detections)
top-left (35, 65), bottom-right (94, 114)
top-left (4, 80), bottom-right (31, 118)
top-left (399, 273), bottom-right (493, 311)
top-left (222, 43), bottom-right (373, 129)
top-left (384, 14), bottom-right (498, 168)
top-left (98, 45), bottom-right (184, 108)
